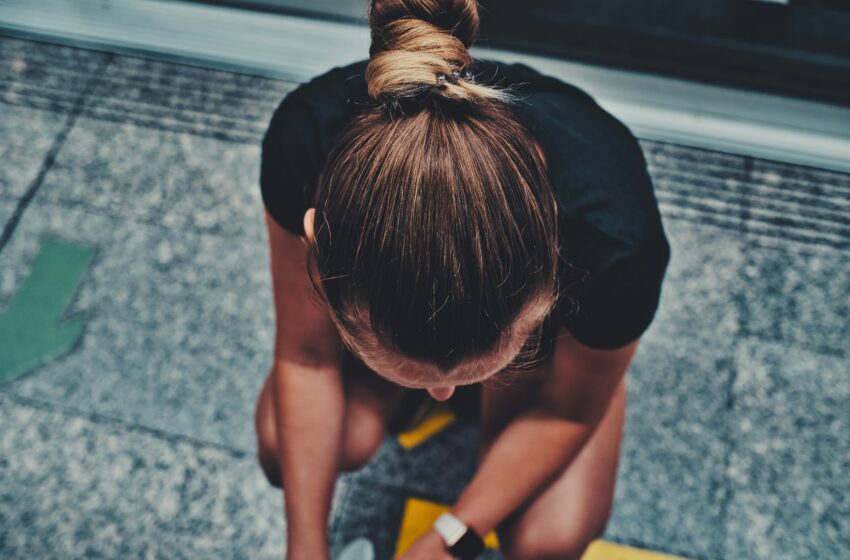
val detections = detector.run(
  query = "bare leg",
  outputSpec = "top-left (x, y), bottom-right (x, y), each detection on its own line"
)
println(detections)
top-left (484, 375), bottom-right (628, 560)
top-left (255, 350), bottom-right (413, 487)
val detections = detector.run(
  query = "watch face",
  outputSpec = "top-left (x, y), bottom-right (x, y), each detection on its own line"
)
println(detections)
top-left (434, 513), bottom-right (467, 546)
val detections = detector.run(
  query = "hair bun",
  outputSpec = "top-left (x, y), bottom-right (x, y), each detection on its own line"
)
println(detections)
top-left (366, 0), bottom-right (509, 103)
top-left (369, 0), bottom-right (479, 51)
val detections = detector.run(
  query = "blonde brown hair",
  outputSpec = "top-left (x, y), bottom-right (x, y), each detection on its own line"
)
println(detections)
top-left (306, 0), bottom-right (563, 376)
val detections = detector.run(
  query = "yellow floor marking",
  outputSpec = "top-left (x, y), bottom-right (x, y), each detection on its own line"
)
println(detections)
top-left (395, 403), bottom-right (456, 449)
top-left (394, 496), bottom-right (687, 559)
top-left (393, 409), bottom-right (686, 560)
top-left (395, 497), bottom-right (499, 557)
top-left (582, 540), bottom-right (688, 559)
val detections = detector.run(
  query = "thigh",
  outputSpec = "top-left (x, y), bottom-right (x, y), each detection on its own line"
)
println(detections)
top-left (340, 349), bottom-right (412, 427)
top-left (489, 375), bottom-right (628, 559)
top-left (337, 349), bottom-right (416, 469)
top-left (477, 362), bottom-right (551, 463)
top-left (254, 349), bottom-right (414, 483)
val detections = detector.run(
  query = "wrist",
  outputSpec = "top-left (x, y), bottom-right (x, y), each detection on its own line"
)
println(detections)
top-left (448, 499), bottom-right (492, 539)
top-left (287, 544), bottom-right (329, 560)
top-left (287, 532), bottom-right (329, 560)
top-left (433, 512), bottom-right (485, 560)
top-left (285, 520), bottom-right (329, 545)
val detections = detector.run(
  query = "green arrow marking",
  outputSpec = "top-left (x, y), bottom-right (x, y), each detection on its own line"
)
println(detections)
top-left (0, 237), bottom-right (93, 384)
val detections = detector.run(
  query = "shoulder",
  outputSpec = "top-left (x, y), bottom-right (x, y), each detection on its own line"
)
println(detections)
top-left (479, 61), bottom-right (672, 348)
top-left (286, 59), bottom-right (370, 107)
top-left (263, 59), bottom-right (369, 149)
top-left (476, 58), bottom-right (655, 247)
top-left (260, 60), bottom-right (370, 235)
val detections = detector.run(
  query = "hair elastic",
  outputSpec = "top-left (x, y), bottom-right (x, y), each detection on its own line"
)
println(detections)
top-left (436, 69), bottom-right (475, 85)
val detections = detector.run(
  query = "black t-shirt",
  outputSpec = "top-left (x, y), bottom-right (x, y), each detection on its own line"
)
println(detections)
top-left (260, 58), bottom-right (671, 353)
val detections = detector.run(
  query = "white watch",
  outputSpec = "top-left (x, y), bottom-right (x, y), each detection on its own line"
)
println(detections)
top-left (433, 512), bottom-right (468, 547)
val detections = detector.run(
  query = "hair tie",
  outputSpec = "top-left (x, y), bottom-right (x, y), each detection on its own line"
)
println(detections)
top-left (436, 68), bottom-right (475, 85)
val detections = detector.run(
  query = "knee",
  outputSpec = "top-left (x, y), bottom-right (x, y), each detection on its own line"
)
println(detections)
top-left (501, 535), bottom-right (593, 560)
top-left (257, 448), bottom-right (283, 488)
top-left (499, 518), bottom-right (607, 560)
top-left (338, 400), bottom-right (386, 472)
top-left (254, 376), bottom-right (283, 488)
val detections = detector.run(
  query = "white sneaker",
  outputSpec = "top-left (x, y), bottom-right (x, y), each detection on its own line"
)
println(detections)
top-left (337, 537), bottom-right (375, 560)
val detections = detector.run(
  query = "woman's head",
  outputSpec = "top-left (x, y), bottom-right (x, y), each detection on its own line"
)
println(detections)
top-left (303, 0), bottom-right (562, 399)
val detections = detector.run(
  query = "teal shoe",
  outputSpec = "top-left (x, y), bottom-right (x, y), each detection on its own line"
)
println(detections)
top-left (337, 537), bottom-right (375, 560)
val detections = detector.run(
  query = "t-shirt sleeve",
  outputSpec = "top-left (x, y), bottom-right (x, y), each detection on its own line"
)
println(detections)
top-left (520, 84), bottom-right (672, 350)
top-left (562, 222), bottom-right (671, 350)
top-left (259, 92), bottom-right (314, 237)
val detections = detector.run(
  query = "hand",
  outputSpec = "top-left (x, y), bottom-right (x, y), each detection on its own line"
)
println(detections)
top-left (395, 527), bottom-right (456, 560)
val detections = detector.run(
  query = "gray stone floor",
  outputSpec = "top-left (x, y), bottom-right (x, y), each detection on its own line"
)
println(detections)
top-left (1, 35), bottom-right (848, 559)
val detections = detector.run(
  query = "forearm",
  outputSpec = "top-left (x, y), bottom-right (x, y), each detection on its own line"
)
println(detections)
top-left (271, 360), bottom-right (346, 557)
top-left (451, 406), bottom-right (597, 537)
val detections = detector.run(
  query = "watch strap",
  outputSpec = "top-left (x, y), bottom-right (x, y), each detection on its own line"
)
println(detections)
top-left (448, 528), bottom-right (485, 559)
top-left (433, 513), bottom-right (485, 559)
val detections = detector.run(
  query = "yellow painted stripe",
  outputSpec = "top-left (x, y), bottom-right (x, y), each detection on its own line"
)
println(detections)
top-left (395, 403), bottom-right (456, 449)
top-left (394, 497), bottom-right (499, 557)
top-left (393, 496), bottom-right (686, 560)
top-left (582, 540), bottom-right (688, 560)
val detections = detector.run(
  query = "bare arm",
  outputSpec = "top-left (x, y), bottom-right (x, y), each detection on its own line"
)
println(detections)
top-left (272, 359), bottom-right (344, 559)
top-left (450, 329), bottom-right (640, 536)
top-left (264, 209), bottom-right (346, 559)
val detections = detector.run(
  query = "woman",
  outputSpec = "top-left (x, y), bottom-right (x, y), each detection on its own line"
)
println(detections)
top-left (254, 1), bottom-right (671, 558)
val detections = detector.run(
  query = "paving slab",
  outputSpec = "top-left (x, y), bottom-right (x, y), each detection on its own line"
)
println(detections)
top-left (0, 104), bottom-right (69, 201)
top-left (742, 157), bottom-right (850, 253)
top-left (347, 417), bottom-right (480, 505)
top-left (750, 157), bottom-right (850, 191)
top-left (31, 115), bottom-right (269, 242)
top-left (0, 35), bottom-right (107, 113)
top-left (738, 222), bottom-right (850, 356)
top-left (0, 200), bottom-right (275, 452)
top-left (0, 197), bottom-right (15, 230)
top-left (79, 52), bottom-right (296, 144)
top-left (647, 217), bottom-right (745, 345)
top-left (645, 140), bottom-right (850, 255)
top-left (724, 338), bottom-right (850, 559)
top-left (331, 477), bottom-right (502, 560)
top-left (643, 140), bottom-right (749, 235)
top-left (330, 478), bottom-right (412, 560)
top-left (0, 392), bottom-right (290, 559)
top-left (603, 334), bottom-right (733, 560)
